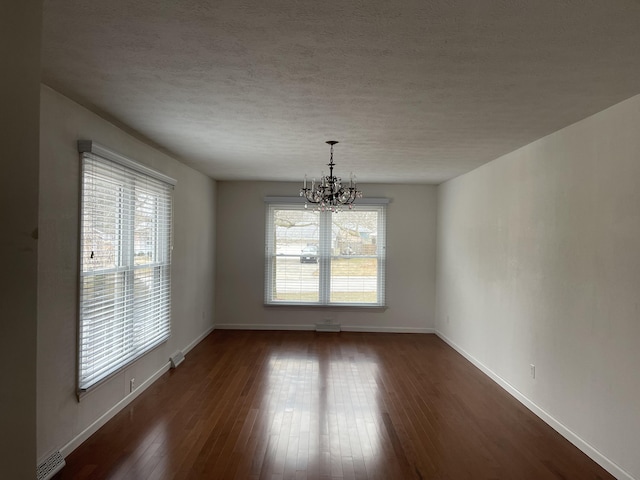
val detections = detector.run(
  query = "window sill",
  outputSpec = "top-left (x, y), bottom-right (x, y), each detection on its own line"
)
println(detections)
top-left (264, 303), bottom-right (388, 312)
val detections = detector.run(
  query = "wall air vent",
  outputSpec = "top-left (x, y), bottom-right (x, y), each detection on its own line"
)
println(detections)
top-left (315, 323), bottom-right (341, 332)
top-left (170, 350), bottom-right (185, 368)
top-left (37, 450), bottom-right (65, 480)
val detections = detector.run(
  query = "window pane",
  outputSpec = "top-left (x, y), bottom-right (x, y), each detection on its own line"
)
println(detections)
top-left (330, 257), bottom-right (379, 304)
top-left (331, 209), bottom-right (379, 257)
top-left (79, 271), bottom-right (129, 385)
top-left (330, 209), bottom-right (380, 304)
top-left (272, 256), bottom-right (320, 302)
top-left (82, 178), bottom-right (123, 272)
top-left (270, 208), bottom-right (320, 303)
top-left (273, 208), bottom-right (319, 252)
top-left (132, 266), bottom-right (170, 348)
top-left (134, 189), bottom-right (158, 265)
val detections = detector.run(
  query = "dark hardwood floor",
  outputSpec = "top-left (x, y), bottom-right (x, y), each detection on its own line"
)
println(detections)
top-left (57, 331), bottom-right (614, 479)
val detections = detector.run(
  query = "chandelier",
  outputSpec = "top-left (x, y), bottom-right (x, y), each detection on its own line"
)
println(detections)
top-left (300, 141), bottom-right (363, 212)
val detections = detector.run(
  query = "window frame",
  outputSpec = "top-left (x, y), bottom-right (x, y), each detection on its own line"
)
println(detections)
top-left (77, 141), bottom-right (175, 397)
top-left (264, 197), bottom-right (387, 307)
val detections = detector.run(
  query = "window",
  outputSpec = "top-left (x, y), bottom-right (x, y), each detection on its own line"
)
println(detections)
top-left (78, 142), bottom-right (174, 393)
top-left (265, 199), bottom-right (387, 306)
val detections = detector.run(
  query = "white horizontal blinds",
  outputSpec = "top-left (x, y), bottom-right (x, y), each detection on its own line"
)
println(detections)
top-left (329, 206), bottom-right (386, 306)
top-left (79, 152), bottom-right (172, 391)
top-left (265, 201), bottom-right (386, 306)
top-left (265, 204), bottom-right (320, 303)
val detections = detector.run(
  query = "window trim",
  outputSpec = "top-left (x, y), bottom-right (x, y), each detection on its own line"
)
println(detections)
top-left (78, 140), bottom-right (177, 186)
top-left (77, 141), bottom-right (175, 398)
top-left (264, 197), bottom-right (388, 308)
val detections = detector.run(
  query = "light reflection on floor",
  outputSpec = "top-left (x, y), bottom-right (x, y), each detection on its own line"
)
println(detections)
top-left (108, 419), bottom-right (170, 479)
top-left (265, 352), bottom-right (382, 477)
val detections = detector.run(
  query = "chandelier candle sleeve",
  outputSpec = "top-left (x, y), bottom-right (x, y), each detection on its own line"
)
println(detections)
top-left (300, 141), bottom-right (363, 212)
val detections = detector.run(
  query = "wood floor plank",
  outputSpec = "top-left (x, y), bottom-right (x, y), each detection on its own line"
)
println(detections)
top-left (55, 331), bottom-right (615, 480)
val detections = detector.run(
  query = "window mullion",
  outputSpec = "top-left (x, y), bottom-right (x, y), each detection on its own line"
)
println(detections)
top-left (125, 180), bottom-right (136, 351)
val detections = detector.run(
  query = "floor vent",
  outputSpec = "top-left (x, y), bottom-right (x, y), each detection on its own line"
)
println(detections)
top-left (37, 450), bottom-right (65, 480)
top-left (170, 350), bottom-right (185, 368)
top-left (315, 323), bottom-right (341, 332)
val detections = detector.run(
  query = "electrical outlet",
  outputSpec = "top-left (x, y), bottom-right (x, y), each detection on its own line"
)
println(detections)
top-left (530, 364), bottom-right (535, 379)
top-left (130, 378), bottom-right (135, 392)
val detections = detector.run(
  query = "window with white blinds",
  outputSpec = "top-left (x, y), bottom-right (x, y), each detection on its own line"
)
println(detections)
top-left (265, 200), bottom-right (386, 306)
top-left (78, 148), bottom-right (174, 393)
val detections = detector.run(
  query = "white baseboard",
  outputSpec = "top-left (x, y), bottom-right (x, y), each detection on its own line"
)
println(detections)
top-left (59, 325), bottom-right (215, 459)
top-left (341, 325), bottom-right (434, 334)
top-left (214, 323), bottom-right (434, 334)
top-left (215, 323), bottom-right (316, 331)
top-left (435, 331), bottom-right (634, 480)
top-left (60, 362), bottom-right (170, 458)
top-left (183, 325), bottom-right (215, 354)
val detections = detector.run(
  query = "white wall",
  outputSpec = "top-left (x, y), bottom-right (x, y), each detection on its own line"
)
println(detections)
top-left (37, 86), bottom-right (217, 462)
top-left (436, 94), bottom-right (640, 479)
top-left (0, 2), bottom-right (42, 477)
top-left (216, 181), bottom-right (436, 332)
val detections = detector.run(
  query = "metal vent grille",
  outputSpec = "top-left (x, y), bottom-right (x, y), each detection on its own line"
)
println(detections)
top-left (315, 323), bottom-right (341, 332)
top-left (37, 450), bottom-right (65, 480)
top-left (170, 350), bottom-right (185, 368)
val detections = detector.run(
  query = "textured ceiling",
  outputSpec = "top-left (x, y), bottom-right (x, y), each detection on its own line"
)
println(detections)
top-left (42, 0), bottom-right (640, 184)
